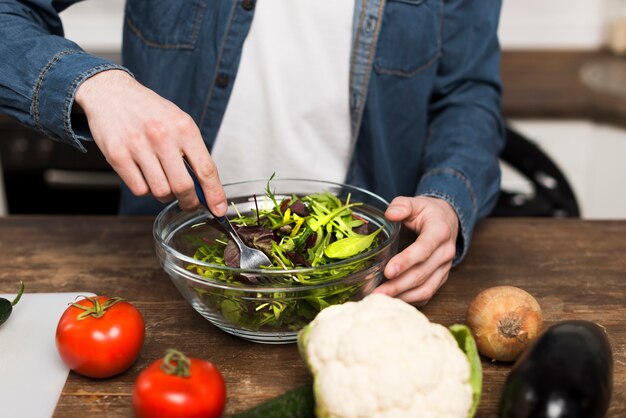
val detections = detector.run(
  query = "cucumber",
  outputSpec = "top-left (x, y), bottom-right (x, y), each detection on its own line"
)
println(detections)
top-left (228, 384), bottom-right (315, 418)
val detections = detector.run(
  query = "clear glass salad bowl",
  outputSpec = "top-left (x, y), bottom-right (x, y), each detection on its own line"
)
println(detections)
top-left (153, 178), bottom-right (400, 344)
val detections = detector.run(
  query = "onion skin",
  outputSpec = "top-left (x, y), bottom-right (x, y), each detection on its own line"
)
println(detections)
top-left (466, 286), bottom-right (542, 362)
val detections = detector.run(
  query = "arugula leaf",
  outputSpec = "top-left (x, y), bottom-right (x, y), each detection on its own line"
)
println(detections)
top-left (324, 228), bottom-right (381, 259)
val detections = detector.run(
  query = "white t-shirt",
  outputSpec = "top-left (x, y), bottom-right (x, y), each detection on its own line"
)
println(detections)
top-left (211, 0), bottom-right (355, 184)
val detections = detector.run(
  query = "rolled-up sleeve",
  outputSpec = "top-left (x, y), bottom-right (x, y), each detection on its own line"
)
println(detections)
top-left (417, 0), bottom-right (506, 265)
top-left (0, 0), bottom-right (131, 151)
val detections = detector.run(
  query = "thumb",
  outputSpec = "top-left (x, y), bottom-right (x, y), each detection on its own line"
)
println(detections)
top-left (385, 197), bottom-right (414, 221)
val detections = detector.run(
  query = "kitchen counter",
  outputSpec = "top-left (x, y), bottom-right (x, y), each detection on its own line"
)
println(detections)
top-left (0, 216), bottom-right (624, 417)
top-left (501, 50), bottom-right (626, 127)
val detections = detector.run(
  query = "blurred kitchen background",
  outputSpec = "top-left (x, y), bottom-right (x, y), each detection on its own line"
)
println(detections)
top-left (1, 0), bottom-right (625, 218)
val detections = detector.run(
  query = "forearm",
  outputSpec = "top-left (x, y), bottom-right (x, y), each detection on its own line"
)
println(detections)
top-left (0, 0), bottom-right (130, 151)
top-left (419, 0), bottom-right (505, 264)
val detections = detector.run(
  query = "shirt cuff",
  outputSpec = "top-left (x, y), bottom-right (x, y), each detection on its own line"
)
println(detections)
top-left (31, 50), bottom-right (133, 152)
top-left (415, 167), bottom-right (478, 266)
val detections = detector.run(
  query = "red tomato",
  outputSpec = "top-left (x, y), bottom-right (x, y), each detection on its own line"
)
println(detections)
top-left (133, 350), bottom-right (226, 418)
top-left (55, 296), bottom-right (145, 378)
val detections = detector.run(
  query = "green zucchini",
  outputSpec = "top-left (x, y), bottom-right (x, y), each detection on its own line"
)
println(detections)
top-left (0, 281), bottom-right (24, 326)
top-left (228, 383), bottom-right (315, 418)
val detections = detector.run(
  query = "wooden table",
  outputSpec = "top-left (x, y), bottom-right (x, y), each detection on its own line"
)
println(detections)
top-left (501, 50), bottom-right (626, 128)
top-left (0, 216), bottom-right (624, 417)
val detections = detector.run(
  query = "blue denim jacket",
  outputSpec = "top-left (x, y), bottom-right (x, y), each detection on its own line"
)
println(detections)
top-left (0, 0), bottom-right (504, 264)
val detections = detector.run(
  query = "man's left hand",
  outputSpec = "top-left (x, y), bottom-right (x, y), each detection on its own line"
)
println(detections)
top-left (373, 195), bottom-right (459, 305)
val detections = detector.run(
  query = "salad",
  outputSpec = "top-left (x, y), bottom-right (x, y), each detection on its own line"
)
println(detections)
top-left (184, 176), bottom-right (385, 331)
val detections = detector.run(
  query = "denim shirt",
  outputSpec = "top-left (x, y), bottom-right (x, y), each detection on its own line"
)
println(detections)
top-left (0, 0), bottom-right (504, 264)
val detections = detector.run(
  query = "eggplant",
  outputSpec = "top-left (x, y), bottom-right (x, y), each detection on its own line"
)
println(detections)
top-left (499, 320), bottom-right (613, 418)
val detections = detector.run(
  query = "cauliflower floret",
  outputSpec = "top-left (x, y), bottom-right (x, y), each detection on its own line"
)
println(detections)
top-left (298, 294), bottom-right (473, 418)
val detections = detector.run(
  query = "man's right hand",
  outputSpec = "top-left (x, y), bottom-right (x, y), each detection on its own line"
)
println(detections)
top-left (74, 69), bottom-right (227, 215)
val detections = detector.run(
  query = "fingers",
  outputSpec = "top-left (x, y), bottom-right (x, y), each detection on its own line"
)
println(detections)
top-left (384, 216), bottom-right (454, 280)
top-left (133, 125), bottom-right (174, 203)
top-left (376, 241), bottom-right (454, 298)
top-left (384, 196), bottom-right (415, 222)
top-left (141, 115), bottom-right (226, 213)
top-left (374, 257), bottom-right (452, 305)
top-left (395, 265), bottom-right (451, 306)
top-left (142, 119), bottom-right (197, 209)
top-left (81, 72), bottom-right (226, 213)
top-left (375, 195), bottom-right (460, 304)
top-left (183, 141), bottom-right (227, 216)
top-left (104, 148), bottom-right (149, 197)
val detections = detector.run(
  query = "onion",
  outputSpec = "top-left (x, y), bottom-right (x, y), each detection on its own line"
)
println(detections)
top-left (466, 285), bottom-right (542, 362)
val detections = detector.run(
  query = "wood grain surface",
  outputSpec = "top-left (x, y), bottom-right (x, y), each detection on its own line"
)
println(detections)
top-left (0, 216), bottom-right (624, 417)
top-left (501, 49), bottom-right (626, 127)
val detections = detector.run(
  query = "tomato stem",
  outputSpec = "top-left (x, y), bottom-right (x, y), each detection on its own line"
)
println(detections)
top-left (71, 296), bottom-right (125, 320)
top-left (161, 349), bottom-right (191, 378)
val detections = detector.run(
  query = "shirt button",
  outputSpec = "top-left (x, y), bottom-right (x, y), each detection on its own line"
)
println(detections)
top-left (216, 74), bottom-right (229, 88)
top-left (364, 16), bottom-right (376, 34)
top-left (242, 0), bottom-right (255, 11)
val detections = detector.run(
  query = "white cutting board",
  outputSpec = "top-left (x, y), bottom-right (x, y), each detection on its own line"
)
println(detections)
top-left (0, 292), bottom-right (95, 418)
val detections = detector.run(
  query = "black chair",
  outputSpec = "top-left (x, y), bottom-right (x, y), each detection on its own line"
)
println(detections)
top-left (491, 127), bottom-right (580, 218)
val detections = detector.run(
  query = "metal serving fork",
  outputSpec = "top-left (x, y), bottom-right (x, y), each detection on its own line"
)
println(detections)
top-left (183, 159), bottom-right (273, 270)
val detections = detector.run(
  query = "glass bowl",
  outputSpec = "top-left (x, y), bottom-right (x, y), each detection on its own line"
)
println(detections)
top-left (153, 178), bottom-right (400, 344)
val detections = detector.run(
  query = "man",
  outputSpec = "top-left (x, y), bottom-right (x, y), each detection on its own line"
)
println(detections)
top-left (0, 0), bottom-right (505, 304)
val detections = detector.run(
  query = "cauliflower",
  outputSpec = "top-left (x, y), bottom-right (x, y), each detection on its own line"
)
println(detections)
top-left (298, 294), bottom-right (480, 418)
